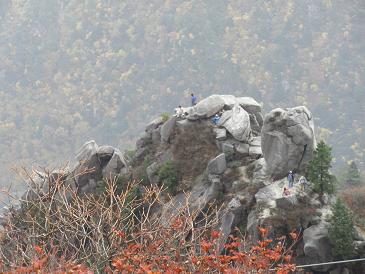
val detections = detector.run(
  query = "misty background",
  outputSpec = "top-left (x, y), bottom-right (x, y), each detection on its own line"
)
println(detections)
top-left (0, 0), bottom-right (364, 195)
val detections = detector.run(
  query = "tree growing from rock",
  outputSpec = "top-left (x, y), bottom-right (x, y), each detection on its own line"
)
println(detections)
top-left (345, 161), bottom-right (362, 186)
top-left (328, 198), bottom-right (355, 259)
top-left (307, 140), bottom-right (335, 198)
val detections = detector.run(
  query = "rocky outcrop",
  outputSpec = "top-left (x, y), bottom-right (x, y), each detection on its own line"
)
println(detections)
top-left (161, 116), bottom-right (177, 143)
top-left (31, 141), bottom-right (129, 198)
top-left (261, 106), bottom-right (316, 179)
top-left (18, 94), bottom-right (349, 273)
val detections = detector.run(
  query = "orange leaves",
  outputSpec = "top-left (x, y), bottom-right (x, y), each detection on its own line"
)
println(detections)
top-left (5, 221), bottom-right (297, 273)
top-left (258, 226), bottom-right (269, 237)
top-left (211, 230), bottom-right (220, 239)
top-left (108, 224), bottom-right (297, 273)
top-left (200, 241), bottom-right (214, 253)
top-left (34, 245), bottom-right (44, 255)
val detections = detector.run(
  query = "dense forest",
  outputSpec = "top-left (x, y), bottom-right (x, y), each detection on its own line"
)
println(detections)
top-left (0, 0), bottom-right (364, 193)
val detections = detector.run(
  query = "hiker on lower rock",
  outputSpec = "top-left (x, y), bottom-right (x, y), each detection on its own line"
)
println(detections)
top-left (283, 187), bottom-right (291, 196)
top-left (288, 171), bottom-right (294, 188)
top-left (299, 176), bottom-right (308, 191)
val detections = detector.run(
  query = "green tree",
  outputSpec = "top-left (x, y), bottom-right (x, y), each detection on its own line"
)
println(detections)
top-left (307, 140), bottom-right (335, 198)
top-left (158, 161), bottom-right (179, 195)
top-left (345, 161), bottom-right (362, 186)
top-left (328, 198), bottom-right (355, 259)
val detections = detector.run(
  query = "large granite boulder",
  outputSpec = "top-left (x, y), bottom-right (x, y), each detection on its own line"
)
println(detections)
top-left (186, 95), bottom-right (263, 125)
top-left (67, 141), bottom-right (129, 195)
top-left (218, 104), bottom-right (252, 142)
top-left (261, 106), bottom-right (316, 179)
top-left (187, 95), bottom-right (225, 120)
top-left (303, 222), bottom-right (333, 272)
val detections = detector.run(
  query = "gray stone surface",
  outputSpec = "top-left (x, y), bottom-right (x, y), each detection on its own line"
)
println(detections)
top-left (214, 127), bottom-right (227, 140)
top-left (222, 142), bottom-right (235, 159)
top-left (96, 145), bottom-right (115, 159)
top-left (75, 140), bottom-right (98, 162)
top-left (237, 143), bottom-right (249, 155)
top-left (207, 153), bottom-right (227, 175)
top-left (161, 116), bottom-right (177, 143)
top-left (190, 179), bottom-right (222, 211)
top-left (261, 106), bottom-right (316, 179)
top-left (276, 196), bottom-right (298, 210)
top-left (136, 132), bottom-right (152, 148)
top-left (250, 136), bottom-right (261, 147)
top-left (146, 162), bottom-right (160, 184)
top-left (146, 117), bottom-right (163, 132)
top-left (73, 153), bottom-right (102, 191)
top-left (303, 222), bottom-right (333, 272)
top-left (102, 149), bottom-right (127, 179)
top-left (151, 127), bottom-right (161, 144)
top-left (218, 104), bottom-right (252, 142)
top-left (249, 146), bottom-right (262, 158)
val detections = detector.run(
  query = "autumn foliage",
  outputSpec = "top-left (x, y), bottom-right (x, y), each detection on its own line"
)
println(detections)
top-left (0, 170), bottom-right (297, 273)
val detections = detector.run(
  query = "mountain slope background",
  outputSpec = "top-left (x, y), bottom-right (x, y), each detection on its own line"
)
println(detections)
top-left (0, 0), bottom-right (364, 192)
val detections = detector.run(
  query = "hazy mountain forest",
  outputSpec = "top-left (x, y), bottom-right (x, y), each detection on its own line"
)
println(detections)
top-left (0, 0), bottom-right (364, 193)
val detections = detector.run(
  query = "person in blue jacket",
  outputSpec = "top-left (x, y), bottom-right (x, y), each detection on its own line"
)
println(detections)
top-left (212, 114), bottom-right (220, 125)
top-left (191, 93), bottom-right (197, 106)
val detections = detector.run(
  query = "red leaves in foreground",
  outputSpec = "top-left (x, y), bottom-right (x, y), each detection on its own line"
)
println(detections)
top-left (110, 225), bottom-right (297, 273)
top-left (4, 224), bottom-right (297, 273)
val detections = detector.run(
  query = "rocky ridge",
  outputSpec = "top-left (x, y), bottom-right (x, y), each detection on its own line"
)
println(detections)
top-left (14, 95), bottom-right (365, 273)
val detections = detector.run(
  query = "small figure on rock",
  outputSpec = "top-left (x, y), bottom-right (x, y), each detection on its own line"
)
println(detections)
top-left (299, 175), bottom-right (308, 191)
top-left (211, 114), bottom-right (221, 125)
top-left (283, 187), bottom-right (291, 196)
top-left (191, 93), bottom-right (197, 106)
top-left (288, 170), bottom-right (295, 188)
top-left (175, 105), bottom-right (184, 118)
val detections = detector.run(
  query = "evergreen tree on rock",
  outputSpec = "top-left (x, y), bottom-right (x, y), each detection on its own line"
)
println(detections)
top-left (307, 140), bottom-right (335, 199)
top-left (328, 198), bottom-right (355, 259)
top-left (345, 161), bottom-right (361, 186)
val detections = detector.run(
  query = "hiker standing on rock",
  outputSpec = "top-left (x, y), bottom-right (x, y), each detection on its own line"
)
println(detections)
top-left (288, 171), bottom-right (294, 188)
top-left (191, 93), bottom-right (197, 106)
top-left (299, 176), bottom-right (308, 191)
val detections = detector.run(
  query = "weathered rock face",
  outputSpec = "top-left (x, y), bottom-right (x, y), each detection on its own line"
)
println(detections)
top-left (207, 154), bottom-right (227, 175)
top-left (70, 141), bottom-right (129, 195)
top-left (261, 106), bottom-right (316, 179)
top-left (303, 222), bottom-right (333, 272)
top-left (161, 116), bottom-right (177, 143)
top-left (218, 104), bottom-right (251, 142)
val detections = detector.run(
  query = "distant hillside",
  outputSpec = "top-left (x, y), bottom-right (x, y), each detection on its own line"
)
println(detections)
top-left (0, 0), bottom-right (364, 191)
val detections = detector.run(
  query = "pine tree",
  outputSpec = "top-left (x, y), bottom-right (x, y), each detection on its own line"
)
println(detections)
top-left (328, 198), bottom-right (355, 259)
top-left (307, 140), bottom-right (335, 198)
top-left (345, 161), bottom-right (361, 186)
